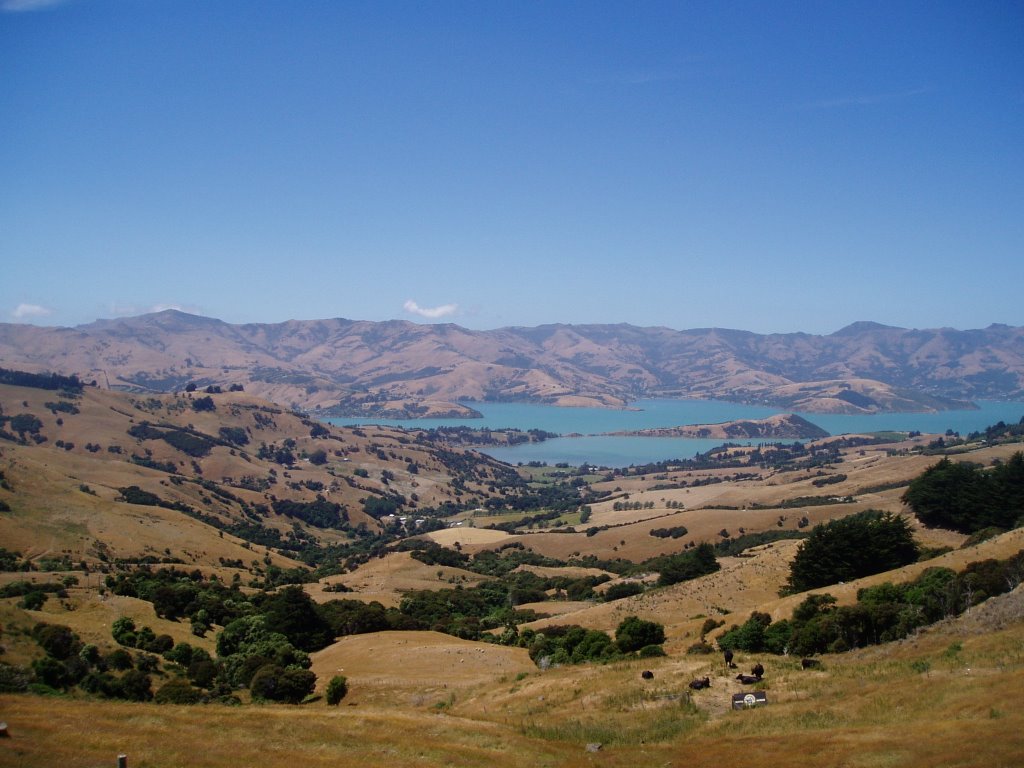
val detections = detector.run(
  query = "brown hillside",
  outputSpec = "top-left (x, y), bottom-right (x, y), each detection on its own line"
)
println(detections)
top-left (3, 311), bottom-right (1022, 416)
top-left (0, 381), bottom-right (522, 574)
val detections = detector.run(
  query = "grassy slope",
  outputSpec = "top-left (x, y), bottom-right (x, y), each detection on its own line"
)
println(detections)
top-left (0, 382), bottom-right (513, 572)
top-left (3, 384), bottom-right (1024, 766)
top-left (2, 593), bottom-right (1022, 767)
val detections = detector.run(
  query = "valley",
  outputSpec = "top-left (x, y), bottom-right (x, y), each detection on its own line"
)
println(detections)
top-left (1, 371), bottom-right (1023, 766)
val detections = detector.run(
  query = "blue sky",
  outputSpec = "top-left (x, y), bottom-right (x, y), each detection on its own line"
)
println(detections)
top-left (2, 1), bottom-right (1022, 334)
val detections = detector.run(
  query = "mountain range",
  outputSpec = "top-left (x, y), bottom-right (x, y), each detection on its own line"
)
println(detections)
top-left (1, 311), bottom-right (1022, 417)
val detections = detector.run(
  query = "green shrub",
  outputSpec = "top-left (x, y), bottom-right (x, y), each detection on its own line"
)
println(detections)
top-left (164, 642), bottom-right (195, 666)
top-left (31, 656), bottom-right (71, 689)
top-left (18, 590), bottom-right (47, 610)
top-left (325, 675), bottom-right (348, 705)
top-left (615, 616), bottom-right (665, 653)
top-left (33, 623), bottom-right (82, 660)
top-left (106, 648), bottom-right (134, 671)
top-left (249, 664), bottom-right (316, 704)
top-left (119, 669), bottom-right (153, 701)
top-left (0, 663), bottom-right (32, 692)
top-left (603, 582), bottom-right (644, 602)
top-left (111, 616), bottom-right (137, 646)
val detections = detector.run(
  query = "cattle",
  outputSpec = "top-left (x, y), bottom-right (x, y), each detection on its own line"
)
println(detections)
top-left (751, 662), bottom-right (764, 678)
top-left (735, 673), bottom-right (761, 684)
top-left (641, 670), bottom-right (654, 680)
top-left (723, 649), bottom-right (734, 668)
top-left (801, 657), bottom-right (822, 669)
top-left (688, 676), bottom-right (711, 690)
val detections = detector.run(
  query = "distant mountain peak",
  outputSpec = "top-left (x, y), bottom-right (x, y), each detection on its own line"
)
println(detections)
top-left (831, 321), bottom-right (903, 336)
top-left (3, 312), bottom-right (1020, 417)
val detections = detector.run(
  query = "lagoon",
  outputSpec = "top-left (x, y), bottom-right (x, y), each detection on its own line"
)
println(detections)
top-left (328, 399), bottom-right (1024, 468)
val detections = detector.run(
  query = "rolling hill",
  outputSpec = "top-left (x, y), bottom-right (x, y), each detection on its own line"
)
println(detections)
top-left (0, 377), bottom-right (527, 574)
top-left (2, 368), bottom-right (1024, 767)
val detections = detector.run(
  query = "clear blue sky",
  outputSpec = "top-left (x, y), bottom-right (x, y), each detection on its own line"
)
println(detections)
top-left (2, 0), bottom-right (1022, 334)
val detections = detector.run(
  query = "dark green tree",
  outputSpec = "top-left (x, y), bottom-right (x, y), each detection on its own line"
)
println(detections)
top-left (191, 395), bottom-right (215, 412)
top-left (785, 510), bottom-right (918, 593)
top-left (258, 585), bottom-right (333, 652)
top-left (249, 664), bottom-right (316, 704)
top-left (119, 669), bottom-right (153, 701)
top-left (655, 542), bottom-right (719, 586)
top-left (614, 616), bottom-right (665, 653)
top-left (902, 458), bottom-right (990, 532)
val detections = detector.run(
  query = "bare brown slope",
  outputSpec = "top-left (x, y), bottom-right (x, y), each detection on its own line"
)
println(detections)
top-left (606, 412), bottom-right (829, 438)
top-left (0, 382), bottom-right (517, 572)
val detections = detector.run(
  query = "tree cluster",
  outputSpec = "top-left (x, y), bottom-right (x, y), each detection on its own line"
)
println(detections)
top-left (720, 549), bottom-right (1024, 656)
top-left (648, 542), bottom-right (720, 587)
top-left (784, 510), bottom-right (918, 593)
top-left (520, 616), bottom-right (665, 667)
top-left (902, 453), bottom-right (1024, 534)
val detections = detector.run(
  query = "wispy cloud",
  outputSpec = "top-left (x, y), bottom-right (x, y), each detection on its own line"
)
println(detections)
top-left (403, 300), bottom-right (458, 319)
top-left (11, 303), bottom-right (54, 320)
top-left (1, 0), bottom-right (73, 12)
top-left (803, 87), bottom-right (932, 109)
top-left (150, 302), bottom-right (202, 315)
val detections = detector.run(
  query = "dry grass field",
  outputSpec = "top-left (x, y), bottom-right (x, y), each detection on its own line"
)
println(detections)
top-left (2, 591), bottom-right (1022, 768)
top-left (306, 551), bottom-right (486, 607)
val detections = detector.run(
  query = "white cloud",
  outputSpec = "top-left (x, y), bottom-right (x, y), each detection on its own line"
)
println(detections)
top-left (403, 300), bottom-right (458, 319)
top-left (150, 302), bottom-right (203, 315)
top-left (1, 0), bottom-right (72, 11)
top-left (12, 303), bottom-right (53, 320)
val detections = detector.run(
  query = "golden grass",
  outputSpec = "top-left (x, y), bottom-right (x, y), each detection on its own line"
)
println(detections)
top-left (4, 610), bottom-right (1022, 768)
top-left (0, 696), bottom-right (579, 768)
top-left (423, 527), bottom-right (512, 547)
top-left (0, 587), bottom-right (218, 655)
top-left (309, 630), bottom-right (535, 706)
top-left (308, 551), bottom-right (485, 607)
top-left (4, 383), bottom-right (1024, 766)
top-left (3, 570), bottom-right (1024, 768)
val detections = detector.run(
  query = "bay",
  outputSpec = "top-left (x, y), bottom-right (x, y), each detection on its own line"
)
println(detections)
top-left (327, 399), bottom-right (1024, 468)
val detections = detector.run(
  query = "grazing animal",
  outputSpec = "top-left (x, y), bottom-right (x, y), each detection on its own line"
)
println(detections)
top-left (801, 658), bottom-right (822, 669)
top-left (688, 676), bottom-right (711, 690)
top-left (723, 649), bottom-right (734, 667)
top-left (751, 663), bottom-right (764, 678)
top-left (736, 673), bottom-right (761, 684)
top-left (641, 670), bottom-right (654, 680)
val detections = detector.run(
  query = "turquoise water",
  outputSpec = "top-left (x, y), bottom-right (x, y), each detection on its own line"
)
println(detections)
top-left (329, 398), bottom-right (780, 434)
top-left (327, 399), bottom-right (1024, 468)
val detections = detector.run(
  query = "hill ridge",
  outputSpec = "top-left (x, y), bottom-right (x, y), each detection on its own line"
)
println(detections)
top-left (1, 311), bottom-right (1021, 417)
